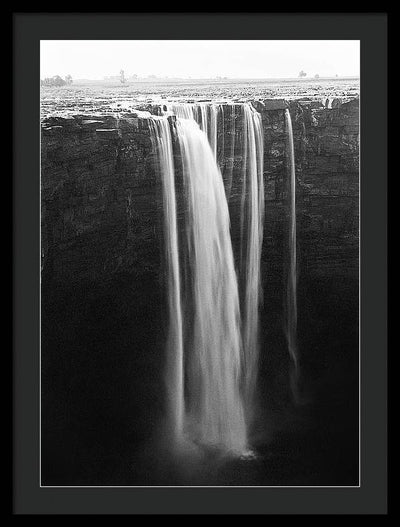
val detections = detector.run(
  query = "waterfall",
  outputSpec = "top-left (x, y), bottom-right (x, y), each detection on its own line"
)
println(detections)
top-left (172, 101), bottom-right (265, 419)
top-left (176, 117), bottom-right (247, 453)
top-left (239, 104), bottom-right (264, 414)
top-left (150, 102), bottom-right (264, 455)
top-left (149, 117), bottom-right (185, 444)
top-left (284, 109), bottom-right (299, 399)
top-left (167, 103), bottom-right (220, 159)
top-left (224, 104), bottom-right (236, 200)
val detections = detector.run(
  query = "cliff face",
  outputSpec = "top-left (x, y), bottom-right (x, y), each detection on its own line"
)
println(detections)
top-left (41, 115), bottom-right (161, 289)
top-left (40, 99), bottom-right (359, 485)
top-left (41, 98), bottom-right (359, 290)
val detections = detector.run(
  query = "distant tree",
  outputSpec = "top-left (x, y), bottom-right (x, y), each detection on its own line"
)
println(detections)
top-left (65, 74), bottom-right (73, 85)
top-left (51, 75), bottom-right (66, 86)
top-left (298, 70), bottom-right (307, 78)
top-left (314, 74), bottom-right (320, 79)
top-left (41, 75), bottom-right (67, 87)
top-left (120, 69), bottom-right (126, 83)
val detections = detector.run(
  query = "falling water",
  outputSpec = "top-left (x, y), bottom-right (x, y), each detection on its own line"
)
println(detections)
top-left (173, 101), bottom-right (265, 417)
top-left (239, 104), bottom-right (265, 414)
top-left (167, 103), bottom-right (220, 159)
top-left (224, 104), bottom-right (236, 200)
top-left (176, 117), bottom-right (248, 453)
top-left (150, 102), bottom-right (264, 455)
top-left (149, 117), bottom-right (185, 444)
top-left (284, 109), bottom-right (299, 399)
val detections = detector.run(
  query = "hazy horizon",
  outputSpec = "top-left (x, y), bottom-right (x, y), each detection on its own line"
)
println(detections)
top-left (66, 75), bottom-right (360, 82)
top-left (41, 40), bottom-right (360, 80)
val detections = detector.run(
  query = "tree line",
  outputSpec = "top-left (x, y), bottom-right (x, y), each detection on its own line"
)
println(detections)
top-left (41, 75), bottom-right (73, 87)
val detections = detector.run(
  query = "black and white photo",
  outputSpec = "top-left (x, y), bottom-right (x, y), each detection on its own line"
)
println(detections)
top-left (40, 39), bottom-right (360, 487)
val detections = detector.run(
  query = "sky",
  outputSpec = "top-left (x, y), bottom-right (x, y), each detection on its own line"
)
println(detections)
top-left (40, 40), bottom-right (360, 80)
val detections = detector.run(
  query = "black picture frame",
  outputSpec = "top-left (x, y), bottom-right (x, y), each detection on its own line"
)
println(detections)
top-left (13, 13), bottom-right (387, 514)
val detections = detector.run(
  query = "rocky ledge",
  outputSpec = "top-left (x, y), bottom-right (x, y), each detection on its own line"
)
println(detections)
top-left (41, 97), bottom-right (359, 291)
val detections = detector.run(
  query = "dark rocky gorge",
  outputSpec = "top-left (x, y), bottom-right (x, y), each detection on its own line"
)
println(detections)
top-left (41, 98), bottom-right (359, 485)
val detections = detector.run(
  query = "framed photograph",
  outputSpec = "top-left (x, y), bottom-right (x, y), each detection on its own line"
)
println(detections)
top-left (13, 13), bottom-right (387, 514)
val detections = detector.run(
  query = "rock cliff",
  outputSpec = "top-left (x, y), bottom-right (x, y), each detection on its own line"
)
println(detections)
top-left (41, 98), bottom-right (359, 290)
